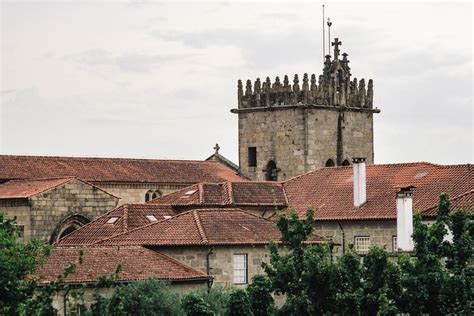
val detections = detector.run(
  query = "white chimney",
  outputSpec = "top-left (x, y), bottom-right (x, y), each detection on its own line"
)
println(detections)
top-left (352, 158), bottom-right (367, 208)
top-left (396, 187), bottom-right (414, 252)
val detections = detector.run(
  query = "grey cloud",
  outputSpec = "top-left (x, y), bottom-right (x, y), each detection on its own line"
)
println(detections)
top-left (151, 28), bottom-right (321, 70)
top-left (62, 49), bottom-right (192, 73)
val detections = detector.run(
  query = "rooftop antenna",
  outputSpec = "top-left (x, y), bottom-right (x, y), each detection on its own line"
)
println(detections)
top-left (322, 5), bottom-right (325, 63)
top-left (327, 17), bottom-right (332, 58)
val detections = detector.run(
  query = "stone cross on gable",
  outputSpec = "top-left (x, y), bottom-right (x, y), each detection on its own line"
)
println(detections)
top-left (332, 38), bottom-right (342, 60)
top-left (214, 143), bottom-right (220, 154)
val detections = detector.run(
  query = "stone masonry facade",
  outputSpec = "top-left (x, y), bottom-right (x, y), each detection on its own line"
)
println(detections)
top-left (9, 179), bottom-right (119, 243)
top-left (236, 106), bottom-right (376, 180)
top-left (160, 245), bottom-right (270, 287)
top-left (95, 182), bottom-right (190, 205)
top-left (314, 220), bottom-right (398, 256)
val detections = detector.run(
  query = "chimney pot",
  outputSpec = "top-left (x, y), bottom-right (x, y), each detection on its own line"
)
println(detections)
top-left (352, 158), bottom-right (367, 208)
top-left (396, 186), bottom-right (414, 252)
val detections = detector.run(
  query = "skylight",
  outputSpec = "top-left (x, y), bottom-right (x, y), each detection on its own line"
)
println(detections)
top-left (414, 171), bottom-right (428, 179)
top-left (185, 189), bottom-right (197, 195)
top-left (146, 215), bottom-right (158, 223)
top-left (106, 217), bottom-right (119, 224)
top-left (163, 215), bottom-right (172, 220)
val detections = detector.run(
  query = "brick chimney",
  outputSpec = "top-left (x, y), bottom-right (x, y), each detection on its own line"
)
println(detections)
top-left (396, 186), bottom-right (414, 252)
top-left (352, 158), bottom-right (367, 208)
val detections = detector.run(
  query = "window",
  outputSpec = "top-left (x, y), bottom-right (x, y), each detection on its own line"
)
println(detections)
top-left (146, 215), bottom-right (158, 223)
top-left (392, 236), bottom-right (398, 252)
top-left (341, 159), bottom-right (351, 166)
top-left (106, 217), bottom-right (119, 224)
top-left (145, 190), bottom-right (161, 202)
top-left (325, 159), bottom-right (335, 167)
top-left (354, 236), bottom-right (371, 254)
top-left (265, 160), bottom-right (278, 181)
top-left (248, 147), bottom-right (257, 167)
top-left (233, 254), bottom-right (248, 284)
top-left (185, 190), bottom-right (197, 196)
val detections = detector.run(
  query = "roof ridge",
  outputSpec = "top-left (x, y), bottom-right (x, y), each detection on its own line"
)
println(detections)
top-left (153, 251), bottom-right (208, 277)
top-left (0, 154), bottom-right (222, 164)
top-left (227, 181), bottom-right (234, 204)
top-left (122, 205), bottom-right (129, 232)
top-left (198, 183), bottom-right (204, 204)
top-left (192, 210), bottom-right (208, 244)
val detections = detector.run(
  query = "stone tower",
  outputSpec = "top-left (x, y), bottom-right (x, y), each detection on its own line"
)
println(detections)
top-left (231, 38), bottom-right (380, 181)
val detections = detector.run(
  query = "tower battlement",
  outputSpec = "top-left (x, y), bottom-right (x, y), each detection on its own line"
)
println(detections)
top-left (236, 38), bottom-right (374, 110)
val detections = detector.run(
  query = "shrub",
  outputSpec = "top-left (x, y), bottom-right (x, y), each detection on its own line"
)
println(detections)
top-left (182, 292), bottom-right (214, 316)
top-left (227, 289), bottom-right (252, 316)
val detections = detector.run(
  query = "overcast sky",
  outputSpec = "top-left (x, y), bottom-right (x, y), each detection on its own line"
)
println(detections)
top-left (1, 1), bottom-right (472, 165)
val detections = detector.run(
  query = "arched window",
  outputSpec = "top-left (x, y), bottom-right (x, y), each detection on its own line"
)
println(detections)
top-left (145, 190), bottom-right (161, 202)
top-left (325, 159), bottom-right (335, 167)
top-left (50, 214), bottom-right (90, 244)
top-left (265, 160), bottom-right (278, 181)
top-left (342, 159), bottom-right (350, 166)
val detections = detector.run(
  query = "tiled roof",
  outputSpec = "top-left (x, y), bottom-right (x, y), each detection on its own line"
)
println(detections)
top-left (0, 177), bottom-right (118, 200)
top-left (0, 155), bottom-right (244, 184)
top-left (283, 162), bottom-right (473, 221)
top-left (56, 204), bottom-right (177, 245)
top-left (36, 245), bottom-right (209, 284)
top-left (422, 190), bottom-right (473, 217)
top-left (149, 181), bottom-right (287, 207)
top-left (97, 208), bottom-right (323, 246)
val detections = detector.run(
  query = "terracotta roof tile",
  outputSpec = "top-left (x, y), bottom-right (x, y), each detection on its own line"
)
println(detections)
top-left (0, 177), bottom-right (118, 200)
top-left (56, 204), bottom-right (176, 246)
top-left (149, 181), bottom-right (287, 207)
top-left (98, 208), bottom-right (323, 246)
top-left (283, 163), bottom-right (473, 220)
top-left (422, 190), bottom-right (473, 217)
top-left (36, 245), bottom-right (209, 284)
top-left (0, 155), bottom-right (244, 184)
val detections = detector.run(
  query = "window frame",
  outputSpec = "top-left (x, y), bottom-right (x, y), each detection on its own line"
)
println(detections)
top-left (233, 253), bottom-right (248, 285)
top-left (354, 236), bottom-right (371, 255)
top-left (248, 147), bottom-right (257, 167)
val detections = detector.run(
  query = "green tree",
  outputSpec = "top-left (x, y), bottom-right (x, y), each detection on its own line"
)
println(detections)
top-left (262, 209), bottom-right (316, 315)
top-left (246, 275), bottom-right (274, 316)
top-left (226, 289), bottom-right (253, 316)
top-left (107, 279), bottom-right (183, 316)
top-left (182, 292), bottom-right (214, 316)
top-left (0, 212), bottom-right (51, 315)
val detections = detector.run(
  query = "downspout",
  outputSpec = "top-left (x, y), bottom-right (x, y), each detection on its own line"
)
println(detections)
top-left (337, 222), bottom-right (346, 255)
top-left (63, 287), bottom-right (70, 316)
top-left (206, 247), bottom-right (214, 293)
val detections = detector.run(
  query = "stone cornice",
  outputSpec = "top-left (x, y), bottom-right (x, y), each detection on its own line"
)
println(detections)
top-left (231, 104), bottom-right (381, 114)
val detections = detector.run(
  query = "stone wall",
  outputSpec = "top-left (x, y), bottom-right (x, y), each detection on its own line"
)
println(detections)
top-left (159, 245), bottom-right (270, 287)
top-left (237, 105), bottom-right (375, 180)
top-left (30, 179), bottom-right (119, 243)
top-left (94, 182), bottom-right (191, 205)
top-left (1, 202), bottom-right (31, 241)
top-left (314, 220), bottom-right (398, 255)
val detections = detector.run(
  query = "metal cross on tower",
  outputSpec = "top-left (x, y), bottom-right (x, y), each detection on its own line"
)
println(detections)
top-left (332, 38), bottom-right (342, 60)
top-left (213, 143), bottom-right (220, 154)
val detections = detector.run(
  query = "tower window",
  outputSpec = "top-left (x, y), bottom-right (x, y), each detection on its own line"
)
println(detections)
top-left (325, 159), bottom-right (335, 167)
top-left (341, 159), bottom-right (350, 166)
top-left (265, 160), bottom-right (278, 181)
top-left (248, 147), bottom-right (257, 167)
